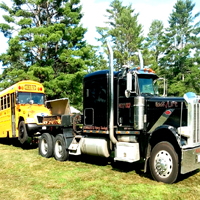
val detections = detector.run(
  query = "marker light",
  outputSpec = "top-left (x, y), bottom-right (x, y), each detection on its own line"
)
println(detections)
top-left (148, 68), bottom-right (153, 73)
top-left (38, 87), bottom-right (43, 91)
top-left (18, 85), bottom-right (24, 90)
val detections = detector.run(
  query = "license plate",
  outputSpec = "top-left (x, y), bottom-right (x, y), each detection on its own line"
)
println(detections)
top-left (42, 126), bottom-right (46, 130)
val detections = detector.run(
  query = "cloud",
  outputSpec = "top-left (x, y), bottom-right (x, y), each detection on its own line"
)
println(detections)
top-left (80, 0), bottom-right (200, 45)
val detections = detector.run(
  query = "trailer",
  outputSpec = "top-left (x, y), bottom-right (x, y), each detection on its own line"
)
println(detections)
top-left (38, 44), bottom-right (200, 184)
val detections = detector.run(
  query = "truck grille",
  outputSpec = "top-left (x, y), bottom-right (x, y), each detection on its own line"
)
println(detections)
top-left (193, 104), bottom-right (200, 143)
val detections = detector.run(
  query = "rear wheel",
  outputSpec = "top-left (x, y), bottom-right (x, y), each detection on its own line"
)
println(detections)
top-left (18, 121), bottom-right (28, 144)
top-left (54, 134), bottom-right (69, 161)
top-left (39, 133), bottom-right (54, 158)
top-left (149, 141), bottom-right (179, 184)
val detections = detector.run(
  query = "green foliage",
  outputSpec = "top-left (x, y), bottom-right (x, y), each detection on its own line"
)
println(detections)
top-left (0, 0), bottom-right (200, 106)
top-left (0, 0), bottom-right (106, 110)
top-left (158, 0), bottom-right (200, 96)
top-left (97, 0), bottom-right (143, 71)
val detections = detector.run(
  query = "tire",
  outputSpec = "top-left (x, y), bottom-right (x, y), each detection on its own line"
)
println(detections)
top-left (39, 133), bottom-right (54, 158)
top-left (18, 121), bottom-right (28, 144)
top-left (149, 141), bottom-right (179, 184)
top-left (51, 135), bottom-right (55, 156)
top-left (54, 134), bottom-right (69, 161)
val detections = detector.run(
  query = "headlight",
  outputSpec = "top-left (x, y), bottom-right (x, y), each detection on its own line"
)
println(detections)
top-left (26, 118), bottom-right (36, 123)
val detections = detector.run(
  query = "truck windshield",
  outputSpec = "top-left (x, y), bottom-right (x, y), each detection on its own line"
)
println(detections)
top-left (18, 92), bottom-right (44, 105)
top-left (138, 78), bottom-right (159, 95)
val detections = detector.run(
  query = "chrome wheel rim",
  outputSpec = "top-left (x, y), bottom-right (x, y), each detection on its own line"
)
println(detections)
top-left (55, 140), bottom-right (62, 158)
top-left (154, 150), bottom-right (173, 178)
top-left (41, 138), bottom-right (48, 155)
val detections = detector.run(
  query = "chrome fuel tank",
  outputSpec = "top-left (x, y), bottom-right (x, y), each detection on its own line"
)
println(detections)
top-left (134, 96), bottom-right (145, 130)
top-left (81, 138), bottom-right (110, 157)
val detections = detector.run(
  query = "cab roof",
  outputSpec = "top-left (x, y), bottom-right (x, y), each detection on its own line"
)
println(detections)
top-left (84, 68), bottom-right (158, 80)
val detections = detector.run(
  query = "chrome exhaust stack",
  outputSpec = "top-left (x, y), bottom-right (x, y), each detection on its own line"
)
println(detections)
top-left (107, 41), bottom-right (117, 144)
top-left (138, 50), bottom-right (144, 69)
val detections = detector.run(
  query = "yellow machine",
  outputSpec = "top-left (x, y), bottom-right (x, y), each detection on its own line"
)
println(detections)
top-left (0, 80), bottom-right (50, 143)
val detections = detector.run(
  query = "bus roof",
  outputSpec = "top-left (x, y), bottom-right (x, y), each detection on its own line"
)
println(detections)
top-left (0, 80), bottom-right (44, 96)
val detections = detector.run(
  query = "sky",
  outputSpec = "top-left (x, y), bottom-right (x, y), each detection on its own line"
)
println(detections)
top-left (80, 0), bottom-right (200, 45)
top-left (0, 0), bottom-right (200, 71)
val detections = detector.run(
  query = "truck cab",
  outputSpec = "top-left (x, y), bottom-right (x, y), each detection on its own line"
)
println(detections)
top-left (82, 65), bottom-right (200, 184)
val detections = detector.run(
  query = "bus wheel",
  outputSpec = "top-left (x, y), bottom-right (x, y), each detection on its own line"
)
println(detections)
top-left (18, 121), bottom-right (28, 144)
top-left (149, 141), bottom-right (179, 184)
top-left (39, 133), bottom-right (54, 158)
top-left (54, 134), bottom-right (69, 161)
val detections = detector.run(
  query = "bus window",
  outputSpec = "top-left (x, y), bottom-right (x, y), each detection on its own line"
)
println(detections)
top-left (1, 97), bottom-right (3, 110)
top-left (7, 94), bottom-right (10, 108)
top-left (18, 93), bottom-right (44, 105)
top-left (4, 95), bottom-right (6, 109)
top-left (32, 93), bottom-right (44, 104)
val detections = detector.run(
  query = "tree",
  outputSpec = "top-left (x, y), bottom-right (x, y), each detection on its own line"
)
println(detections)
top-left (145, 20), bottom-right (165, 63)
top-left (144, 20), bottom-right (165, 75)
top-left (159, 0), bottom-right (200, 96)
top-left (96, 0), bottom-right (144, 71)
top-left (0, 0), bottom-right (97, 110)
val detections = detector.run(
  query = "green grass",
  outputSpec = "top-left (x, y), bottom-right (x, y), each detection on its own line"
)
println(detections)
top-left (0, 139), bottom-right (200, 200)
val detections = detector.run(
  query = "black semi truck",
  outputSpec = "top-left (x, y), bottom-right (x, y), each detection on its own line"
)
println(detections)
top-left (38, 44), bottom-right (200, 184)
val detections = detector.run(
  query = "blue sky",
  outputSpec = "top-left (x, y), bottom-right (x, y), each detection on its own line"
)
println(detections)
top-left (0, 0), bottom-right (200, 71)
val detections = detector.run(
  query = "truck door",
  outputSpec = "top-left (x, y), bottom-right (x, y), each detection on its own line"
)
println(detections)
top-left (118, 77), bottom-right (134, 127)
top-left (11, 93), bottom-right (16, 137)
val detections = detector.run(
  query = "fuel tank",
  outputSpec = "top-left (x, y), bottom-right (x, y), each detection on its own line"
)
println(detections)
top-left (80, 138), bottom-right (110, 157)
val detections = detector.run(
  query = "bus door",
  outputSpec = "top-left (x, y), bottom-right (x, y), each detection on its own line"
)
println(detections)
top-left (11, 93), bottom-right (16, 137)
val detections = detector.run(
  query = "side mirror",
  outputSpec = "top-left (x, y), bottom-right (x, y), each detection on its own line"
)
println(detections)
top-left (16, 98), bottom-right (19, 104)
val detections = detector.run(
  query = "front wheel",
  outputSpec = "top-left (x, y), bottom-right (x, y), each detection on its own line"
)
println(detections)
top-left (18, 121), bottom-right (28, 144)
top-left (149, 141), bottom-right (179, 184)
top-left (54, 134), bottom-right (69, 161)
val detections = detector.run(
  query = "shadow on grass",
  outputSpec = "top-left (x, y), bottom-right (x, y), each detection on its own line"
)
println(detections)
top-left (69, 154), bottom-right (109, 166)
top-left (178, 169), bottom-right (200, 182)
top-left (0, 138), bottom-right (38, 150)
top-left (69, 154), bottom-right (152, 179)
top-left (111, 160), bottom-right (152, 179)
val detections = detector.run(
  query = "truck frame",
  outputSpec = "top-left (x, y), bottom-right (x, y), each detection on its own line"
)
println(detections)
top-left (38, 43), bottom-right (200, 184)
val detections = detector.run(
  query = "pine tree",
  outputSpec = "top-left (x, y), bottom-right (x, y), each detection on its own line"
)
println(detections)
top-left (160, 0), bottom-right (200, 96)
top-left (145, 20), bottom-right (165, 63)
top-left (144, 20), bottom-right (165, 75)
top-left (0, 0), bottom-right (96, 110)
top-left (96, 0), bottom-right (143, 71)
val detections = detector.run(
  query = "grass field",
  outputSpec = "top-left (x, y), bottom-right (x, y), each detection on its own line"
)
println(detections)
top-left (0, 139), bottom-right (200, 200)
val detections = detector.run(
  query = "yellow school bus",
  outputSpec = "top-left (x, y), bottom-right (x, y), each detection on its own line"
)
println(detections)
top-left (0, 80), bottom-right (50, 144)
